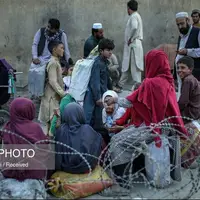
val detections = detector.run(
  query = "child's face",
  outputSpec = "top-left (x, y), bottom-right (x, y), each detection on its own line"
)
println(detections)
top-left (177, 63), bottom-right (192, 79)
top-left (104, 96), bottom-right (115, 114)
top-left (100, 49), bottom-right (112, 59)
top-left (67, 67), bottom-right (73, 76)
top-left (53, 44), bottom-right (64, 58)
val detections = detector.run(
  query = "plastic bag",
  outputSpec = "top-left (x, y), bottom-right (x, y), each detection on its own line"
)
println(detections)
top-left (145, 137), bottom-right (171, 188)
top-left (68, 58), bottom-right (96, 102)
top-left (28, 63), bottom-right (47, 97)
top-left (68, 45), bottom-right (98, 102)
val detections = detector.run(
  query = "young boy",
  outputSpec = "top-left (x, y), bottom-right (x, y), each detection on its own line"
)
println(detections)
top-left (177, 56), bottom-right (200, 122)
top-left (83, 38), bottom-right (114, 131)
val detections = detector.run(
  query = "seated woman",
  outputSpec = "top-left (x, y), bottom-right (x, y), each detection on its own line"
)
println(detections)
top-left (55, 102), bottom-right (103, 174)
top-left (102, 90), bottom-right (125, 137)
top-left (0, 98), bottom-right (48, 199)
top-left (38, 40), bottom-right (66, 136)
top-left (106, 50), bottom-right (188, 185)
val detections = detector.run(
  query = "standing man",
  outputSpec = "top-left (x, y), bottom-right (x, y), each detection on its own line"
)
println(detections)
top-left (83, 23), bottom-right (104, 58)
top-left (175, 12), bottom-right (200, 99)
top-left (191, 9), bottom-right (200, 28)
top-left (115, 0), bottom-right (144, 92)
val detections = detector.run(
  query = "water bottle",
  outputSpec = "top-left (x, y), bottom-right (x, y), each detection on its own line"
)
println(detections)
top-left (106, 116), bottom-right (113, 128)
top-left (106, 116), bottom-right (115, 137)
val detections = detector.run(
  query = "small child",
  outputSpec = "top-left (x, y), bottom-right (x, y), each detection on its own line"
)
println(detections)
top-left (177, 56), bottom-right (200, 122)
top-left (114, 82), bottom-right (142, 130)
top-left (63, 66), bottom-right (73, 92)
top-left (102, 90), bottom-right (125, 137)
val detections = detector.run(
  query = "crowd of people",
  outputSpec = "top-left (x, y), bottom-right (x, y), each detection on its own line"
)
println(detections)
top-left (1, 0), bottom-right (200, 199)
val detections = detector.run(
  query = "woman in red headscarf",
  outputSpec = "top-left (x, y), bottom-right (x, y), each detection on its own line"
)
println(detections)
top-left (106, 49), bottom-right (188, 187)
top-left (108, 49), bottom-right (187, 139)
top-left (0, 98), bottom-right (48, 199)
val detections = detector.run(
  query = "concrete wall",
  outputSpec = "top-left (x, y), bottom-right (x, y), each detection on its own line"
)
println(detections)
top-left (0, 0), bottom-right (199, 86)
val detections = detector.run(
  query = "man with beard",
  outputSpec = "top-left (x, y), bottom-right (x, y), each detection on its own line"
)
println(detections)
top-left (175, 12), bottom-right (200, 100)
top-left (31, 18), bottom-right (73, 66)
top-left (29, 19), bottom-right (73, 99)
top-left (191, 9), bottom-right (200, 28)
top-left (84, 23), bottom-right (121, 91)
top-left (83, 23), bottom-right (104, 58)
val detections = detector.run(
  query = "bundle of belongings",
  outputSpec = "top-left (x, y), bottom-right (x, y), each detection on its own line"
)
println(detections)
top-left (181, 120), bottom-right (200, 168)
top-left (28, 55), bottom-right (71, 99)
top-left (48, 165), bottom-right (113, 199)
top-left (155, 44), bottom-right (177, 73)
top-left (68, 46), bottom-right (99, 104)
top-left (28, 61), bottom-right (47, 98)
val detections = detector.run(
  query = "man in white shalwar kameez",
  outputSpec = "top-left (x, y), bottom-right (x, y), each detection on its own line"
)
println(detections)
top-left (116, 0), bottom-right (144, 92)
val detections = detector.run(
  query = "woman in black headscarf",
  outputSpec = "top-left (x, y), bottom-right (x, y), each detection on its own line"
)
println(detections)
top-left (55, 102), bottom-right (103, 174)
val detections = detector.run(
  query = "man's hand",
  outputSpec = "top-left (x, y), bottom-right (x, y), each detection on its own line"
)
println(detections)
top-left (108, 125), bottom-right (124, 133)
top-left (32, 58), bottom-right (41, 65)
top-left (96, 99), bottom-right (103, 106)
top-left (177, 48), bottom-right (188, 55)
top-left (53, 109), bottom-right (59, 117)
top-left (128, 38), bottom-right (132, 46)
top-left (105, 97), bottom-right (116, 106)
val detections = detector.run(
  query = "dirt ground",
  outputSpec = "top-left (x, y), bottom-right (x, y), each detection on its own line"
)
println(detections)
top-left (3, 85), bottom-right (200, 199)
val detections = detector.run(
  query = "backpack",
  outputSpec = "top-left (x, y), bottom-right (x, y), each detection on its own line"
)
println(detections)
top-left (68, 46), bottom-right (99, 102)
top-left (28, 62), bottom-right (48, 98)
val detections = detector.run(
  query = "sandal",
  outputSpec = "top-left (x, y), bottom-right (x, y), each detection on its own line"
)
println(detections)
top-left (113, 86), bottom-right (122, 93)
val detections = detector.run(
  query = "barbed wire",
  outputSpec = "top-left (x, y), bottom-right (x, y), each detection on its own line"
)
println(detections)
top-left (0, 116), bottom-right (199, 199)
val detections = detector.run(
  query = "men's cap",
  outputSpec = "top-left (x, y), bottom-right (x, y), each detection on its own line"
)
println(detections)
top-left (176, 12), bottom-right (189, 19)
top-left (92, 23), bottom-right (103, 29)
top-left (192, 9), bottom-right (200, 15)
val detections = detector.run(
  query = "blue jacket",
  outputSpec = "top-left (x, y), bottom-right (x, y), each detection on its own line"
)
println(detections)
top-left (88, 56), bottom-right (112, 102)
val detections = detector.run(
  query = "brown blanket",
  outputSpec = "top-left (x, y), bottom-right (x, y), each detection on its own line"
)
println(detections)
top-left (155, 44), bottom-right (177, 71)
